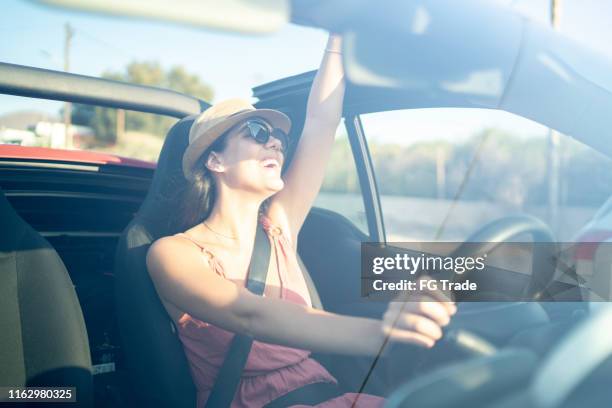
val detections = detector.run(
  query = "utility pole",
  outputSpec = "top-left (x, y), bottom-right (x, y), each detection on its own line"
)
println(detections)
top-left (63, 23), bottom-right (74, 149)
top-left (551, 0), bottom-right (561, 30)
top-left (436, 146), bottom-right (446, 199)
top-left (547, 0), bottom-right (561, 234)
top-left (116, 109), bottom-right (125, 142)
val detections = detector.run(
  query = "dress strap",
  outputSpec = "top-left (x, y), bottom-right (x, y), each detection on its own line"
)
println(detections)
top-left (259, 214), bottom-right (283, 237)
top-left (258, 215), bottom-right (287, 300)
top-left (174, 233), bottom-right (226, 278)
top-left (175, 232), bottom-right (205, 249)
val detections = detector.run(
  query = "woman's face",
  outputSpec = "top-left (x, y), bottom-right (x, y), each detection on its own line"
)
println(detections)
top-left (206, 120), bottom-right (286, 195)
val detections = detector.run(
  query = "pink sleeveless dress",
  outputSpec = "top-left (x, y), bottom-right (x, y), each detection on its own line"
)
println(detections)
top-left (173, 215), bottom-right (384, 408)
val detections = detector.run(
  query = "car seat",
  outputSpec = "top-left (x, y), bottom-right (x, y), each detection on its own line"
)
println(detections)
top-left (0, 187), bottom-right (93, 407)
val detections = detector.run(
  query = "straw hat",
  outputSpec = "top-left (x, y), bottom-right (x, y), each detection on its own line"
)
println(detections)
top-left (182, 98), bottom-right (291, 180)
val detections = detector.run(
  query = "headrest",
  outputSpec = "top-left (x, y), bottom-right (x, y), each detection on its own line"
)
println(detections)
top-left (135, 116), bottom-right (195, 238)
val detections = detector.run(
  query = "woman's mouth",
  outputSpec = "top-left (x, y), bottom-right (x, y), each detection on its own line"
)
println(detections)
top-left (261, 158), bottom-right (280, 169)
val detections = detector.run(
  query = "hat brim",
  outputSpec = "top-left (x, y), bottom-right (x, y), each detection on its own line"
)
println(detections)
top-left (182, 108), bottom-right (291, 180)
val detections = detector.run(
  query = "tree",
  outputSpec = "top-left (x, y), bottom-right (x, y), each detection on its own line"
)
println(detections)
top-left (71, 61), bottom-right (213, 144)
top-left (166, 66), bottom-right (213, 100)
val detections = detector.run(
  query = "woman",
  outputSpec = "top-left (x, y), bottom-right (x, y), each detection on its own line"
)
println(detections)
top-left (146, 34), bottom-right (456, 407)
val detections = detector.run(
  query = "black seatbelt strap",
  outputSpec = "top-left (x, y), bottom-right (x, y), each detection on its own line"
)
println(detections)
top-left (205, 220), bottom-right (271, 408)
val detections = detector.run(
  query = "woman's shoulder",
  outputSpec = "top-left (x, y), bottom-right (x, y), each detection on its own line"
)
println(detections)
top-left (147, 233), bottom-right (207, 267)
top-left (149, 233), bottom-right (192, 252)
top-left (146, 235), bottom-right (187, 268)
top-left (146, 235), bottom-right (226, 291)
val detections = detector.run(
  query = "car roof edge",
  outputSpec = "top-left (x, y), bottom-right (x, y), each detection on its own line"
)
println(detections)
top-left (0, 62), bottom-right (209, 118)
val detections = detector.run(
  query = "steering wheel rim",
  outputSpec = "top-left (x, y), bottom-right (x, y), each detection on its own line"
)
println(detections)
top-left (449, 214), bottom-right (559, 301)
top-left (433, 215), bottom-right (557, 356)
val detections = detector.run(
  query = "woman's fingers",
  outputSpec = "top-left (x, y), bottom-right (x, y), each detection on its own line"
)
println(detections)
top-left (397, 313), bottom-right (443, 340)
top-left (392, 276), bottom-right (456, 315)
top-left (418, 289), bottom-right (456, 315)
top-left (412, 297), bottom-right (455, 326)
top-left (381, 310), bottom-right (443, 348)
top-left (384, 306), bottom-right (444, 340)
top-left (382, 323), bottom-right (436, 348)
top-left (381, 276), bottom-right (460, 348)
top-left (415, 276), bottom-right (456, 314)
top-left (387, 296), bottom-right (455, 327)
top-left (383, 299), bottom-right (457, 348)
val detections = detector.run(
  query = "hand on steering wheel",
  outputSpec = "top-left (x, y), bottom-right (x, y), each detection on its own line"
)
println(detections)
top-left (382, 279), bottom-right (457, 348)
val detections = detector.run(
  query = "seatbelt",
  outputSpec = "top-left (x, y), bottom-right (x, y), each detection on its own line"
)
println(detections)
top-left (205, 221), bottom-right (271, 408)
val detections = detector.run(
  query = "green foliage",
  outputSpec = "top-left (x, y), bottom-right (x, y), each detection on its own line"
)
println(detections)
top-left (70, 61), bottom-right (214, 143)
top-left (322, 134), bottom-right (360, 193)
top-left (166, 66), bottom-right (214, 100)
top-left (322, 128), bottom-right (612, 207)
top-left (70, 103), bottom-right (117, 144)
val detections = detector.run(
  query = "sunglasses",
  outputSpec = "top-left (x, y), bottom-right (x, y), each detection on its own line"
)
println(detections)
top-left (241, 118), bottom-right (290, 154)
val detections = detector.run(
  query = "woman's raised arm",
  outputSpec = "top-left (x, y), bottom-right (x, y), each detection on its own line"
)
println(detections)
top-left (268, 34), bottom-right (345, 243)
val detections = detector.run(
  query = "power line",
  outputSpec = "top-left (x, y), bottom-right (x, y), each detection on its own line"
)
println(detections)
top-left (547, 0), bottom-right (562, 231)
top-left (75, 28), bottom-right (135, 59)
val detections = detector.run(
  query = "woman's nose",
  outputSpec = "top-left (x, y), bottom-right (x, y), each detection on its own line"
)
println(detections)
top-left (265, 135), bottom-right (283, 152)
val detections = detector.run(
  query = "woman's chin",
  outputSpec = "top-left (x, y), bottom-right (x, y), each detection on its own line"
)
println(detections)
top-left (266, 179), bottom-right (285, 192)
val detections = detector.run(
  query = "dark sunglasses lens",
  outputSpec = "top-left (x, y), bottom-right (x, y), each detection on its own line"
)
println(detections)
top-left (247, 122), bottom-right (270, 144)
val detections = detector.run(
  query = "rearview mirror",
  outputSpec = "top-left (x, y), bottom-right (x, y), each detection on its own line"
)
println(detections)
top-left (31, 0), bottom-right (289, 34)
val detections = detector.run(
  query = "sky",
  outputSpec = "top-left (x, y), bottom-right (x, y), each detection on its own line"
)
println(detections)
top-left (1, 0), bottom-right (612, 145)
top-left (0, 0), bottom-right (328, 115)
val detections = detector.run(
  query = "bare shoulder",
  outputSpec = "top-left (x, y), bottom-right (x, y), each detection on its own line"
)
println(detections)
top-left (146, 235), bottom-right (226, 323)
top-left (146, 235), bottom-right (208, 277)
top-left (147, 235), bottom-right (187, 262)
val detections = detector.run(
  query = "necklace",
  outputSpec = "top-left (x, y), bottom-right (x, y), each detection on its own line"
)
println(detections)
top-left (203, 222), bottom-right (238, 240)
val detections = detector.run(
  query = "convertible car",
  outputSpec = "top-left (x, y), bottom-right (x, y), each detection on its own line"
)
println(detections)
top-left (2, 0), bottom-right (612, 407)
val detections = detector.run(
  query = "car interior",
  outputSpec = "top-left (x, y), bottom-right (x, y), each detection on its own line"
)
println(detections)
top-left (0, 66), bottom-right (395, 406)
top-left (2, 19), bottom-right (612, 403)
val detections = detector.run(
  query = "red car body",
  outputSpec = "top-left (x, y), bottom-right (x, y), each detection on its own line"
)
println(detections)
top-left (0, 145), bottom-right (156, 169)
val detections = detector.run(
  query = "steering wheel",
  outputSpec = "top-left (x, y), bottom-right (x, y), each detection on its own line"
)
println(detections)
top-left (448, 214), bottom-right (559, 301)
top-left (435, 214), bottom-right (559, 356)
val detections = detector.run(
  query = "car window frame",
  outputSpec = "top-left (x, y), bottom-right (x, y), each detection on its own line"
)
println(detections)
top-left (343, 113), bottom-right (385, 242)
